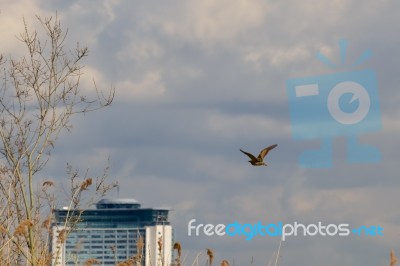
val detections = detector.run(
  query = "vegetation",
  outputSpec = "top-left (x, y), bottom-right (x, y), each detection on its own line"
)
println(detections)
top-left (0, 14), bottom-right (115, 265)
top-left (0, 13), bottom-right (396, 266)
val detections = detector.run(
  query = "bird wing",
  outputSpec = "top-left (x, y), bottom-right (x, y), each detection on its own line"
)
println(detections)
top-left (258, 144), bottom-right (278, 159)
top-left (240, 149), bottom-right (258, 161)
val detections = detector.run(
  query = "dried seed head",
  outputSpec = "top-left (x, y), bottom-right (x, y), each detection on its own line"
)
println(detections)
top-left (80, 178), bottom-right (93, 190)
top-left (43, 181), bottom-right (55, 187)
top-left (42, 217), bottom-right (52, 229)
top-left (84, 258), bottom-right (101, 266)
top-left (391, 250), bottom-right (398, 266)
top-left (57, 229), bottom-right (66, 243)
top-left (14, 219), bottom-right (33, 236)
top-left (173, 242), bottom-right (182, 257)
top-left (221, 260), bottom-right (229, 266)
top-left (0, 224), bottom-right (7, 234)
top-left (207, 248), bottom-right (214, 266)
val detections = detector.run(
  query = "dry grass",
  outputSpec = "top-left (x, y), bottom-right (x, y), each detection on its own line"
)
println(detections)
top-left (41, 216), bottom-right (52, 230)
top-left (80, 178), bottom-right (93, 190)
top-left (173, 242), bottom-right (182, 266)
top-left (391, 250), bottom-right (398, 266)
top-left (57, 229), bottom-right (66, 243)
top-left (0, 224), bottom-right (7, 234)
top-left (84, 258), bottom-right (101, 266)
top-left (206, 248), bottom-right (214, 266)
top-left (116, 258), bottom-right (134, 266)
top-left (13, 220), bottom-right (34, 236)
top-left (221, 260), bottom-right (229, 266)
top-left (174, 242), bottom-right (182, 257)
top-left (42, 181), bottom-right (55, 187)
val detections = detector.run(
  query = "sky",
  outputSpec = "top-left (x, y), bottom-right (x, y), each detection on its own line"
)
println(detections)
top-left (1, 0), bottom-right (400, 265)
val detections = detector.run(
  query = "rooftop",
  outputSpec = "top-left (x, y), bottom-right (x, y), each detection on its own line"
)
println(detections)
top-left (97, 198), bottom-right (140, 205)
top-left (96, 198), bottom-right (141, 209)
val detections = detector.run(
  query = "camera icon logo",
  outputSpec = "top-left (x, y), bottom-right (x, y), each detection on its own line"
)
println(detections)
top-left (286, 40), bottom-right (382, 168)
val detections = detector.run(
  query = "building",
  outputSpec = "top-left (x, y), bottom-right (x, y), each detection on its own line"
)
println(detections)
top-left (51, 198), bottom-right (172, 266)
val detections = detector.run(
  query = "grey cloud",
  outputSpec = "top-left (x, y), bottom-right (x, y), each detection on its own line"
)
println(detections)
top-left (2, 0), bottom-right (400, 265)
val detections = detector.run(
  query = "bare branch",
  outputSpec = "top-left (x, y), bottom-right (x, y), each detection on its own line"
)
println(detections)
top-left (0, 14), bottom-right (115, 265)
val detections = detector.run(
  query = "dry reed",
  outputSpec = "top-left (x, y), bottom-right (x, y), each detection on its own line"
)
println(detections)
top-left (221, 260), bottom-right (229, 266)
top-left (207, 248), bottom-right (214, 266)
top-left (391, 250), bottom-right (398, 266)
top-left (13, 219), bottom-right (33, 236)
top-left (84, 258), bottom-right (101, 266)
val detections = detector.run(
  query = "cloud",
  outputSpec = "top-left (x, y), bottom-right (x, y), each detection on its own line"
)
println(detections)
top-left (205, 112), bottom-right (290, 141)
top-left (157, 0), bottom-right (269, 48)
top-left (116, 38), bottom-right (163, 64)
top-left (115, 71), bottom-right (166, 101)
top-left (1, 0), bottom-right (400, 265)
top-left (0, 2), bottom-right (50, 57)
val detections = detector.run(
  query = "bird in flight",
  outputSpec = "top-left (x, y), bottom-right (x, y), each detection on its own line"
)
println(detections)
top-left (240, 144), bottom-right (278, 166)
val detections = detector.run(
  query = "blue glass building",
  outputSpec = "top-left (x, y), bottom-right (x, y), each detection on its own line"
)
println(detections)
top-left (51, 198), bottom-right (172, 266)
